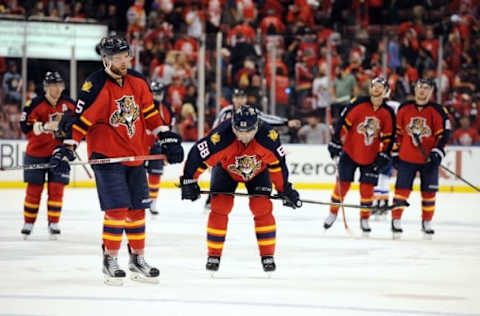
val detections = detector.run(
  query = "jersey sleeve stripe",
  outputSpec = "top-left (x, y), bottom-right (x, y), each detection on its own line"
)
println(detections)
top-left (434, 129), bottom-right (444, 136)
top-left (80, 116), bottom-right (93, 127)
top-left (142, 104), bottom-right (155, 113)
top-left (73, 124), bottom-right (87, 135)
top-left (144, 109), bottom-right (159, 120)
top-left (268, 167), bottom-right (282, 173)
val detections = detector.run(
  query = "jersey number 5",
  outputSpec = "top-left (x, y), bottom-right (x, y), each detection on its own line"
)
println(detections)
top-left (75, 100), bottom-right (85, 114)
top-left (197, 141), bottom-right (210, 159)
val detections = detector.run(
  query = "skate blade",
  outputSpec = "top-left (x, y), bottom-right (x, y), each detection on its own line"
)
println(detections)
top-left (208, 271), bottom-right (217, 278)
top-left (104, 276), bottom-right (124, 286)
top-left (361, 231), bottom-right (370, 238)
top-left (392, 232), bottom-right (402, 240)
top-left (423, 233), bottom-right (433, 240)
top-left (265, 272), bottom-right (273, 278)
top-left (49, 234), bottom-right (59, 241)
top-left (22, 234), bottom-right (29, 240)
top-left (130, 272), bottom-right (159, 284)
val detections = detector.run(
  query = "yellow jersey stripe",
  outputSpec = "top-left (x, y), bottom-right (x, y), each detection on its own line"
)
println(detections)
top-left (103, 219), bottom-right (125, 226)
top-left (47, 211), bottom-right (61, 217)
top-left (126, 233), bottom-right (146, 240)
top-left (102, 233), bottom-right (123, 241)
top-left (142, 104), bottom-right (155, 113)
top-left (207, 241), bottom-right (224, 249)
top-left (73, 124), bottom-right (87, 135)
top-left (207, 227), bottom-right (227, 235)
top-left (47, 200), bottom-right (63, 207)
top-left (144, 110), bottom-right (159, 120)
top-left (255, 225), bottom-right (276, 232)
top-left (24, 212), bottom-right (37, 218)
top-left (24, 201), bottom-right (39, 208)
top-left (80, 116), bottom-right (93, 126)
top-left (268, 167), bottom-right (282, 173)
top-left (258, 239), bottom-right (276, 246)
top-left (124, 219), bottom-right (145, 227)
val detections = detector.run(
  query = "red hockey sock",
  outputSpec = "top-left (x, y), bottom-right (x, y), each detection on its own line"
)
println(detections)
top-left (421, 191), bottom-right (436, 221)
top-left (330, 181), bottom-right (351, 215)
top-left (103, 208), bottom-right (127, 256)
top-left (249, 196), bottom-right (275, 256)
top-left (359, 183), bottom-right (374, 219)
top-left (148, 174), bottom-right (161, 200)
top-left (392, 188), bottom-right (411, 220)
top-left (24, 183), bottom-right (43, 224)
top-left (126, 209), bottom-right (146, 255)
top-left (47, 182), bottom-right (64, 223)
top-left (207, 195), bottom-right (233, 257)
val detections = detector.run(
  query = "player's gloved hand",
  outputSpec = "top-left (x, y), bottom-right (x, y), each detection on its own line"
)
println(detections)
top-left (50, 145), bottom-right (75, 174)
top-left (327, 139), bottom-right (342, 160)
top-left (180, 176), bottom-right (200, 201)
top-left (150, 141), bottom-right (163, 155)
top-left (427, 148), bottom-right (444, 168)
top-left (280, 182), bottom-right (302, 209)
top-left (55, 111), bottom-right (75, 140)
top-left (158, 131), bottom-right (184, 164)
top-left (372, 152), bottom-right (391, 172)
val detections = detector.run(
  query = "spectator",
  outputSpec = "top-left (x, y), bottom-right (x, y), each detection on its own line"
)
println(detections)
top-left (2, 61), bottom-right (22, 106)
top-left (452, 116), bottom-right (480, 146)
top-left (312, 63), bottom-right (331, 117)
top-left (297, 110), bottom-right (330, 144)
top-left (331, 64), bottom-right (357, 111)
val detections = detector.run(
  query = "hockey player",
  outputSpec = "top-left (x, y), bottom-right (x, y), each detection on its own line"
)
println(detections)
top-left (204, 89), bottom-right (301, 211)
top-left (180, 105), bottom-right (301, 274)
top-left (52, 35), bottom-right (184, 285)
top-left (390, 79), bottom-right (450, 239)
top-left (19, 71), bottom-right (75, 240)
top-left (145, 81), bottom-right (175, 215)
top-left (325, 77), bottom-right (396, 236)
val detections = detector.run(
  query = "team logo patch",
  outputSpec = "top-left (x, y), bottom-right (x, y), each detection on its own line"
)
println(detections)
top-left (210, 132), bottom-right (221, 145)
top-left (268, 129), bottom-right (278, 141)
top-left (406, 117), bottom-right (431, 146)
top-left (228, 155), bottom-right (262, 181)
top-left (356, 116), bottom-right (380, 146)
top-left (81, 81), bottom-right (93, 93)
top-left (110, 95), bottom-right (140, 138)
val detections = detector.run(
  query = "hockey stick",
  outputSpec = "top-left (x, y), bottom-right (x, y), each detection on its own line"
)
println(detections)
top-left (412, 134), bottom-right (480, 192)
top-left (199, 190), bottom-right (406, 211)
top-left (74, 151), bottom-right (93, 179)
top-left (0, 154), bottom-right (167, 171)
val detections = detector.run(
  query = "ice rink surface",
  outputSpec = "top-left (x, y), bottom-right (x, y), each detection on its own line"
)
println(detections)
top-left (0, 188), bottom-right (479, 316)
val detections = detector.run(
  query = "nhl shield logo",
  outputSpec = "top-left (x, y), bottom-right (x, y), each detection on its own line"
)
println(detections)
top-left (406, 117), bottom-right (431, 146)
top-left (357, 116), bottom-right (380, 146)
top-left (110, 95), bottom-right (140, 138)
top-left (228, 155), bottom-right (262, 181)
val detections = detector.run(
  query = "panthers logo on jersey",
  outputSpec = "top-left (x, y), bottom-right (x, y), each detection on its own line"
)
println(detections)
top-left (228, 154), bottom-right (262, 181)
top-left (406, 117), bottom-right (432, 146)
top-left (357, 116), bottom-right (380, 146)
top-left (110, 95), bottom-right (140, 138)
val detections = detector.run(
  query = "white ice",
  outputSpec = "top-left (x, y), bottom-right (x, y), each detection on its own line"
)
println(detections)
top-left (1, 188), bottom-right (479, 316)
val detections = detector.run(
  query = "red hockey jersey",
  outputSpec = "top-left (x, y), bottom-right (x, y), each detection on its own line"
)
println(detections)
top-left (396, 101), bottom-right (450, 164)
top-left (68, 69), bottom-right (164, 166)
top-left (334, 96), bottom-right (396, 165)
top-left (20, 94), bottom-right (75, 157)
top-left (183, 121), bottom-right (290, 192)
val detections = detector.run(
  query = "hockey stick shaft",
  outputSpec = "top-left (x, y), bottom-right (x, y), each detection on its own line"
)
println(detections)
top-left (334, 157), bottom-right (350, 230)
top-left (74, 151), bottom-right (93, 179)
top-left (0, 154), bottom-right (167, 171)
top-left (199, 190), bottom-right (404, 211)
top-left (413, 134), bottom-right (480, 192)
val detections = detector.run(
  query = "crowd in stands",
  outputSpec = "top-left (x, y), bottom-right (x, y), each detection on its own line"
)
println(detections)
top-left (0, 0), bottom-right (480, 146)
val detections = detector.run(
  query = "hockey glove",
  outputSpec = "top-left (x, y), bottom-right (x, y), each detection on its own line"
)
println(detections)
top-left (158, 131), bottom-right (184, 164)
top-left (180, 176), bottom-right (201, 201)
top-left (50, 145), bottom-right (75, 174)
top-left (427, 148), bottom-right (445, 168)
top-left (327, 139), bottom-right (342, 160)
top-left (150, 141), bottom-right (163, 155)
top-left (55, 111), bottom-right (75, 140)
top-left (280, 182), bottom-right (302, 209)
top-left (372, 152), bottom-right (391, 172)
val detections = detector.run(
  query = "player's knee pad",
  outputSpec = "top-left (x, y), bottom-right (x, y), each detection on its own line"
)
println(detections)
top-left (47, 182), bottom-right (64, 200)
top-left (360, 183), bottom-right (375, 198)
top-left (26, 183), bottom-right (43, 201)
top-left (249, 196), bottom-right (272, 217)
top-left (211, 194), bottom-right (234, 216)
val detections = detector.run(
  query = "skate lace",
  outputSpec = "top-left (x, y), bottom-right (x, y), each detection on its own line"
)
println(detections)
top-left (107, 256), bottom-right (121, 270)
top-left (135, 255), bottom-right (151, 269)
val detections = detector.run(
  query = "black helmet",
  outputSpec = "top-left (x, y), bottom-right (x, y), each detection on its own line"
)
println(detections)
top-left (415, 78), bottom-right (434, 89)
top-left (43, 71), bottom-right (64, 86)
top-left (150, 81), bottom-right (165, 94)
top-left (232, 105), bottom-right (259, 132)
top-left (98, 35), bottom-right (130, 57)
top-left (371, 76), bottom-right (388, 90)
top-left (233, 89), bottom-right (246, 98)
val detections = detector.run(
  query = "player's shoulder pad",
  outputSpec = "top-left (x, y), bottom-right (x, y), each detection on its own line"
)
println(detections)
top-left (429, 102), bottom-right (449, 118)
top-left (59, 94), bottom-right (75, 105)
top-left (205, 120), bottom-right (236, 149)
top-left (127, 69), bottom-right (149, 87)
top-left (23, 95), bottom-right (45, 115)
top-left (255, 123), bottom-right (282, 151)
top-left (78, 69), bottom-right (108, 106)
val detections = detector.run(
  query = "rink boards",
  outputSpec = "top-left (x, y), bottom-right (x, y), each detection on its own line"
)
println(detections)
top-left (0, 140), bottom-right (478, 192)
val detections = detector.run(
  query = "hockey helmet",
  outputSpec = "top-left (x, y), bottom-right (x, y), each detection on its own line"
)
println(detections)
top-left (98, 35), bottom-right (130, 57)
top-left (232, 105), bottom-right (259, 132)
top-left (43, 71), bottom-right (64, 87)
top-left (233, 89), bottom-right (247, 98)
top-left (415, 78), bottom-right (434, 89)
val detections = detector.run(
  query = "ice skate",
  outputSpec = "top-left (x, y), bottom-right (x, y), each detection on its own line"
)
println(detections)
top-left (323, 212), bottom-right (337, 230)
top-left (360, 218), bottom-right (371, 237)
top-left (102, 246), bottom-right (126, 286)
top-left (128, 245), bottom-right (159, 283)
top-left (21, 223), bottom-right (34, 240)
top-left (149, 199), bottom-right (159, 215)
top-left (206, 256), bottom-right (220, 277)
top-left (48, 222), bottom-right (61, 240)
top-left (261, 256), bottom-right (276, 277)
top-left (422, 220), bottom-right (434, 240)
top-left (373, 200), bottom-right (388, 221)
top-left (391, 219), bottom-right (403, 240)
